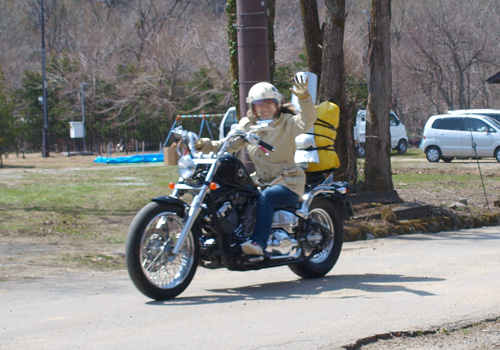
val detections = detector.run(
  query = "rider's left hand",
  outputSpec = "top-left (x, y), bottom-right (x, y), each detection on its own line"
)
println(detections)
top-left (289, 75), bottom-right (309, 100)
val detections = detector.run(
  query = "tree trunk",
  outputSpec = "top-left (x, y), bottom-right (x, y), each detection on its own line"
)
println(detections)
top-left (318, 0), bottom-right (356, 182)
top-left (364, 0), bottom-right (394, 192)
top-left (300, 0), bottom-right (323, 80)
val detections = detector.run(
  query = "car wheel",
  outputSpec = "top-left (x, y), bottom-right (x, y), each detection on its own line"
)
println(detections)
top-left (397, 139), bottom-right (408, 154)
top-left (495, 148), bottom-right (500, 162)
top-left (426, 146), bottom-right (441, 162)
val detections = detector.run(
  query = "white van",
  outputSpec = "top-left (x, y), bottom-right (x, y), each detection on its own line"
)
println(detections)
top-left (354, 110), bottom-right (409, 157)
top-left (421, 114), bottom-right (500, 162)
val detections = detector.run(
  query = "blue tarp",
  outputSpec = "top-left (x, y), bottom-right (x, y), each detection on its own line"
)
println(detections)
top-left (94, 153), bottom-right (164, 164)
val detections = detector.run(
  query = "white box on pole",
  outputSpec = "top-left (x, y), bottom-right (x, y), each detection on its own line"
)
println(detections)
top-left (70, 122), bottom-right (85, 138)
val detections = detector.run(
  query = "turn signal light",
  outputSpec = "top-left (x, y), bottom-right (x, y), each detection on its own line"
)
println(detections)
top-left (209, 182), bottom-right (219, 191)
top-left (168, 182), bottom-right (176, 190)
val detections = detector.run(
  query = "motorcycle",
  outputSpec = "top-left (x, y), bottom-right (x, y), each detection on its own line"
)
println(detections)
top-left (125, 125), bottom-right (352, 300)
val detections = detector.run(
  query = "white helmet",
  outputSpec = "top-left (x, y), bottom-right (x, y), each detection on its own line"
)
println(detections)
top-left (246, 82), bottom-right (281, 120)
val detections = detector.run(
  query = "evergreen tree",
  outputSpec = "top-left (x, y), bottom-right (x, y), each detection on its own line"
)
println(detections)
top-left (0, 64), bottom-right (18, 167)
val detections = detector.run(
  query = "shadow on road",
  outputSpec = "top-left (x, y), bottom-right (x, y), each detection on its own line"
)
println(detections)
top-left (148, 273), bottom-right (444, 306)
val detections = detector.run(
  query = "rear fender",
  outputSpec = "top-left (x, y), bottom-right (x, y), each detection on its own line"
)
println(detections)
top-left (300, 183), bottom-right (353, 221)
top-left (313, 196), bottom-right (353, 221)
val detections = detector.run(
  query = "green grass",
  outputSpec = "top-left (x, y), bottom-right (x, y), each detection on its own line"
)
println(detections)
top-left (0, 164), bottom-right (179, 243)
top-left (391, 148), bottom-right (425, 158)
top-left (393, 172), bottom-right (481, 185)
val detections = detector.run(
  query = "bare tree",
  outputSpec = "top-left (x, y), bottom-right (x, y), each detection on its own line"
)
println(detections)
top-left (364, 0), bottom-right (393, 192)
top-left (299, 0), bottom-right (322, 79)
top-left (397, 0), bottom-right (500, 113)
top-left (131, 0), bottom-right (189, 62)
top-left (317, 0), bottom-right (357, 183)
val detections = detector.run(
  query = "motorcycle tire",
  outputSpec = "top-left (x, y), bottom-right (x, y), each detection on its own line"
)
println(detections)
top-left (125, 201), bottom-right (200, 300)
top-left (289, 198), bottom-right (343, 279)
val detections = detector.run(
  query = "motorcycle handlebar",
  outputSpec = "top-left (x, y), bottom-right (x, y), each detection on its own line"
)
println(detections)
top-left (258, 140), bottom-right (275, 152)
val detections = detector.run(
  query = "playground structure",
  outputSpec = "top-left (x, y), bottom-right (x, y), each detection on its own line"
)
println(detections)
top-left (94, 113), bottom-right (225, 164)
top-left (162, 113), bottom-right (224, 148)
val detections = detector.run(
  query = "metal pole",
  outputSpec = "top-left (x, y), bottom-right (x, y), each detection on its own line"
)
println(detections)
top-left (81, 82), bottom-right (87, 152)
top-left (236, 0), bottom-right (270, 116)
top-left (41, 0), bottom-right (49, 157)
top-left (236, 0), bottom-right (270, 173)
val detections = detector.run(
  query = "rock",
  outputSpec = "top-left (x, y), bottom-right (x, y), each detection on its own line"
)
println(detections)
top-left (381, 207), bottom-right (397, 223)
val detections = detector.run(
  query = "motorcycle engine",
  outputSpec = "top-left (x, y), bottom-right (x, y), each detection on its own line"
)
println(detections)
top-left (216, 194), bottom-right (256, 238)
top-left (217, 201), bottom-right (238, 234)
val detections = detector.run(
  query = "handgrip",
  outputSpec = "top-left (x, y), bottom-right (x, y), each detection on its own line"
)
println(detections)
top-left (258, 140), bottom-right (275, 152)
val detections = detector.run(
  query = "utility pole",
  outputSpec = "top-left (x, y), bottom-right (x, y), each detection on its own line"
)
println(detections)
top-left (81, 82), bottom-right (87, 152)
top-left (235, 0), bottom-right (271, 172)
top-left (41, 0), bottom-right (49, 157)
top-left (236, 0), bottom-right (270, 116)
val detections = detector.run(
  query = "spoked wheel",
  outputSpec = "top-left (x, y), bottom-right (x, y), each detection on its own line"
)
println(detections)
top-left (125, 202), bottom-right (199, 300)
top-left (289, 198), bottom-right (343, 279)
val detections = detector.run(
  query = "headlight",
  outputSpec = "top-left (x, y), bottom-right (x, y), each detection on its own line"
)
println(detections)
top-left (177, 155), bottom-right (196, 179)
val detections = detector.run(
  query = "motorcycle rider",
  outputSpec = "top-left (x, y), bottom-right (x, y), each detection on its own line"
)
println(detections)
top-left (195, 75), bottom-right (317, 255)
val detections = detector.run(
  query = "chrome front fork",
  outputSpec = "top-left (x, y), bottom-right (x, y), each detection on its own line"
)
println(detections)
top-left (172, 185), bottom-right (207, 254)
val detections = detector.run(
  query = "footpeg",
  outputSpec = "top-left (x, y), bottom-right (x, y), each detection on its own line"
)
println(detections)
top-left (247, 256), bottom-right (264, 263)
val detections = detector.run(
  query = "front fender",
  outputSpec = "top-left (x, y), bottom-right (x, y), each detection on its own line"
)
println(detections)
top-left (151, 196), bottom-right (188, 216)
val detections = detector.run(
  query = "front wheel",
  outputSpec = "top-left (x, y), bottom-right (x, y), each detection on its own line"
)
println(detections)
top-left (125, 202), bottom-right (199, 300)
top-left (495, 147), bottom-right (500, 162)
top-left (289, 199), bottom-right (343, 279)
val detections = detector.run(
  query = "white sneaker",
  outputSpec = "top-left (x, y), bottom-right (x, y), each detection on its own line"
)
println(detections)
top-left (241, 241), bottom-right (264, 256)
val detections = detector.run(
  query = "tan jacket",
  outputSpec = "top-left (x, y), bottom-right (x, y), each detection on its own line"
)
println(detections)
top-left (199, 96), bottom-right (317, 197)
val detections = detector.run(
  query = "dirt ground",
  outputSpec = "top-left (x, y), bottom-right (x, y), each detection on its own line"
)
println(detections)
top-left (1, 152), bottom-right (500, 349)
top-left (2, 153), bottom-right (500, 279)
top-left (347, 317), bottom-right (500, 349)
top-left (0, 153), bottom-right (127, 281)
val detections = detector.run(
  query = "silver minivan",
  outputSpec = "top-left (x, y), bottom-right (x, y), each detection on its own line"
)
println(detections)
top-left (421, 114), bottom-right (500, 162)
top-left (448, 109), bottom-right (500, 124)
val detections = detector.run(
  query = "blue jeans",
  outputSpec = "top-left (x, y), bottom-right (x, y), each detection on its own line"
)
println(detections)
top-left (251, 185), bottom-right (299, 249)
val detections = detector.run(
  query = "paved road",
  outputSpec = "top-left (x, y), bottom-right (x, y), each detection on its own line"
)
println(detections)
top-left (2, 227), bottom-right (500, 350)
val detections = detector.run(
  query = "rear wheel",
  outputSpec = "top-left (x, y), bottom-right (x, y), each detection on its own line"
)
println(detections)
top-left (426, 146), bottom-right (441, 162)
top-left (397, 139), bottom-right (408, 154)
top-left (289, 199), bottom-right (343, 279)
top-left (125, 202), bottom-right (199, 300)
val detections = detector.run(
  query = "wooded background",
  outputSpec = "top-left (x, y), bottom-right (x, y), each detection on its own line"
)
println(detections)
top-left (1, 0), bottom-right (500, 158)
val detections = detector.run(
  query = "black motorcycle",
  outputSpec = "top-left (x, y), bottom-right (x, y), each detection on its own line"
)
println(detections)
top-left (125, 126), bottom-right (352, 300)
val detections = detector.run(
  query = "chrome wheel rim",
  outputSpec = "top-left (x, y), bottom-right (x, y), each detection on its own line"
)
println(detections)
top-left (308, 208), bottom-right (334, 264)
top-left (140, 212), bottom-right (195, 289)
